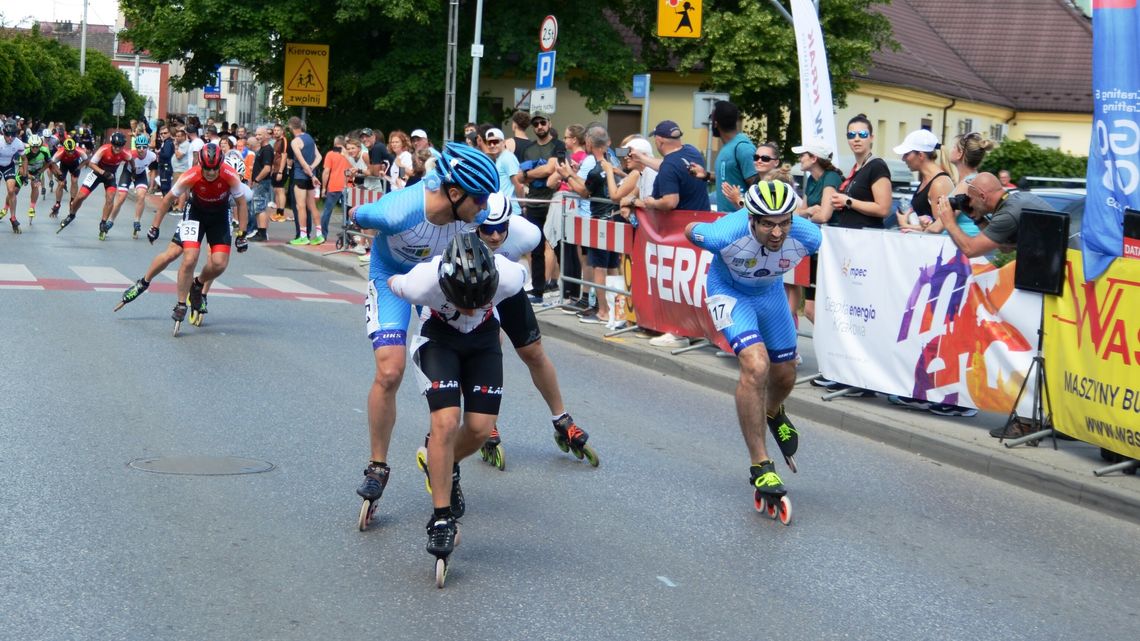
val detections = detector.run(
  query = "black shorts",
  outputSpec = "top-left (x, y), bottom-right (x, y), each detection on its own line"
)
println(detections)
top-left (586, 247), bottom-right (621, 269)
top-left (117, 170), bottom-right (148, 190)
top-left (293, 177), bottom-right (314, 191)
top-left (0, 163), bottom-right (16, 182)
top-left (79, 169), bottom-right (117, 195)
top-left (60, 162), bottom-right (82, 177)
top-left (415, 317), bottom-right (503, 414)
top-left (804, 254), bottom-right (819, 301)
top-left (172, 203), bottom-right (232, 251)
top-left (497, 288), bottom-right (542, 349)
top-left (271, 173), bottom-right (288, 189)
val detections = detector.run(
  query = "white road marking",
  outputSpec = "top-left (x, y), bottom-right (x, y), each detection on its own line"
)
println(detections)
top-left (246, 275), bottom-right (324, 295)
top-left (71, 266), bottom-right (132, 285)
top-left (0, 264), bottom-right (36, 281)
top-left (296, 296), bottom-right (350, 304)
top-left (331, 279), bottom-right (368, 294)
top-left (656, 576), bottom-right (677, 588)
top-left (159, 270), bottom-right (232, 290)
top-left (0, 284), bottom-right (44, 290)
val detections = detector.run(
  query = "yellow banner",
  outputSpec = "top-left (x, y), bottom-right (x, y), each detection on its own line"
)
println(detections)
top-left (284, 43), bottom-right (329, 107)
top-left (1044, 249), bottom-right (1140, 459)
top-left (657, 0), bottom-right (701, 38)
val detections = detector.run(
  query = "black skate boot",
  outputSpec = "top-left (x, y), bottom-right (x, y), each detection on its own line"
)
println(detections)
top-left (133, 221), bottom-right (141, 239)
top-left (114, 278), bottom-right (150, 312)
top-left (415, 444), bottom-right (466, 519)
top-left (426, 512), bottom-right (458, 588)
top-left (480, 424), bottom-right (505, 471)
top-left (171, 302), bottom-right (188, 336)
top-left (553, 413), bottom-right (599, 467)
top-left (188, 279), bottom-right (205, 326)
top-left (98, 219), bottom-right (108, 240)
top-left (356, 461), bottom-right (391, 531)
top-left (9, 216), bottom-right (20, 234)
top-left (50, 202), bottom-right (60, 218)
top-left (750, 460), bottom-right (792, 525)
top-left (56, 213), bottom-right (75, 233)
top-left (766, 405), bottom-right (800, 473)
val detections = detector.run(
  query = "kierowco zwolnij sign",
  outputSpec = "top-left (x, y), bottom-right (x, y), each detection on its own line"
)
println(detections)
top-left (284, 43), bottom-right (329, 107)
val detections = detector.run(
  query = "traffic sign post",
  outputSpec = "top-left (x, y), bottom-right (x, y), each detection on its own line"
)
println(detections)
top-left (539, 15), bottom-right (558, 51)
top-left (657, 0), bottom-right (702, 38)
top-left (693, 91), bottom-right (729, 168)
top-left (531, 88), bottom-right (557, 114)
top-left (632, 74), bottom-right (651, 136)
top-left (284, 43), bottom-right (330, 108)
top-left (112, 92), bottom-right (125, 129)
top-left (536, 51), bottom-right (556, 90)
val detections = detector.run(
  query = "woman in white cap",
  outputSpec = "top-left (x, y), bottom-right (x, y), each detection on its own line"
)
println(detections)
top-left (893, 129), bottom-right (977, 237)
top-left (788, 139), bottom-right (843, 324)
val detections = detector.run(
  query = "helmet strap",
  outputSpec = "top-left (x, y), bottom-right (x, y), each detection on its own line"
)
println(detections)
top-left (443, 184), bottom-right (468, 221)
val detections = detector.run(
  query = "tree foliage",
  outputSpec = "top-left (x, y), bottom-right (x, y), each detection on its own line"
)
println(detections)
top-left (119, 0), bottom-right (892, 148)
top-left (0, 28), bottom-right (144, 129)
top-left (979, 139), bottom-right (1089, 182)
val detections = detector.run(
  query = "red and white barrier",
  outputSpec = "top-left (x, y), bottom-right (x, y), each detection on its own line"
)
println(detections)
top-left (562, 215), bottom-right (635, 254)
top-left (344, 187), bottom-right (385, 209)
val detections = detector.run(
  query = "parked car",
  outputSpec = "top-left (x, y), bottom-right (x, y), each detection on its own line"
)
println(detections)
top-left (1025, 186), bottom-right (1085, 248)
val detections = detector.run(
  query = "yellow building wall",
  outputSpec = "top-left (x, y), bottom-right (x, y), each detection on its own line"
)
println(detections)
top-left (1008, 112), bottom-right (1092, 155)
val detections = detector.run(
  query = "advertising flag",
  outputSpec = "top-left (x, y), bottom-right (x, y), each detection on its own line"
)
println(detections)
top-left (791, 0), bottom-right (838, 158)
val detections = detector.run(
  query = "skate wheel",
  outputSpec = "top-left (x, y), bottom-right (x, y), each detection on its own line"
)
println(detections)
top-left (778, 497), bottom-right (792, 526)
top-left (492, 445), bottom-right (505, 471)
top-left (480, 447), bottom-right (490, 463)
top-left (335, 237), bottom-right (344, 250)
top-left (357, 499), bottom-right (373, 531)
top-left (754, 492), bottom-right (767, 514)
top-left (572, 446), bottom-right (585, 460)
top-left (785, 455), bottom-right (798, 474)
top-left (434, 557), bottom-right (447, 588)
top-left (766, 499), bottom-right (779, 520)
top-left (172, 320), bottom-right (181, 337)
top-left (113, 301), bottom-right (126, 313)
top-left (554, 433), bottom-right (570, 453)
top-left (581, 444), bottom-right (600, 467)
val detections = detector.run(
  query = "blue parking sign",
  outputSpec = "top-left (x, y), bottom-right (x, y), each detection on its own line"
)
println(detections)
top-left (536, 51), bottom-right (556, 89)
top-left (632, 74), bottom-right (649, 99)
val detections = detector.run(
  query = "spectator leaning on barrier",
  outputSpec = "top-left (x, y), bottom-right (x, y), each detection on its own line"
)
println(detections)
top-left (478, 126), bottom-right (524, 217)
top-left (359, 127), bottom-right (391, 193)
top-left (721, 142), bottom-right (782, 211)
top-left (387, 130), bottom-right (415, 191)
top-left (790, 138), bottom-right (842, 325)
top-left (630, 120), bottom-right (710, 213)
top-left (893, 129), bottom-right (961, 235)
top-left (934, 171), bottom-right (1054, 258)
top-left (520, 110), bottom-right (566, 299)
top-left (611, 134), bottom-right (656, 221)
top-left (556, 124), bottom-right (621, 324)
top-left (320, 135), bottom-right (351, 241)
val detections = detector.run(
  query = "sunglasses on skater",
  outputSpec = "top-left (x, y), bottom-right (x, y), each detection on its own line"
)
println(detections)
top-left (846, 130), bottom-right (871, 139)
top-left (478, 221), bottom-right (509, 236)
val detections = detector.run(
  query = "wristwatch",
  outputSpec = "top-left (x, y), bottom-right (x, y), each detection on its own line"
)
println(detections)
top-left (845, 197), bottom-right (853, 208)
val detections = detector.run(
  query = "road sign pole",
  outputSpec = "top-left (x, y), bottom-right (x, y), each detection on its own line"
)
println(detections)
top-left (467, 0), bottom-right (485, 125)
top-left (642, 74), bottom-right (651, 136)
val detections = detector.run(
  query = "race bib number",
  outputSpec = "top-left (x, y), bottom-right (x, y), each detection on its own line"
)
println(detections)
top-left (177, 220), bottom-right (201, 243)
top-left (81, 170), bottom-right (100, 188)
top-left (705, 294), bottom-right (737, 331)
top-left (365, 281), bottom-right (380, 336)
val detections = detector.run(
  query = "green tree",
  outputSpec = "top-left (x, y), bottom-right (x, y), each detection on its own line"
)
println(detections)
top-left (979, 138), bottom-right (1089, 183)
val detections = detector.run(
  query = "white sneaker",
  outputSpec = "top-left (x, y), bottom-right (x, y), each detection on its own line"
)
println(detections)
top-left (649, 333), bottom-right (689, 348)
top-left (353, 244), bottom-right (367, 255)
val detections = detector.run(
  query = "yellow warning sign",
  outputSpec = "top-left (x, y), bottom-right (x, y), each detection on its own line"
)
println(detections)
top-left (284, 43), bottom-right (330, 107)
top-left (657, 0), bottom-right (701, 38)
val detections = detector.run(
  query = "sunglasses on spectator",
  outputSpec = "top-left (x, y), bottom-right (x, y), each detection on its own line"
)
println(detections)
top-left (846, 130), bottom-right (871, 139)
top-left (753, 154), bottom-right (777, 162)
top-left (484, 138), bottom-right (502, 145)
top-left (479, 221), bottom-right (510, 235)
top-left (532, 119), bottom-right (548, 126)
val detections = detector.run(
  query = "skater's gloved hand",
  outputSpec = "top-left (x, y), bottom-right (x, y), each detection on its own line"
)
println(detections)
top-left (146, 226), bottom-right (160, 244)
top-left (235, 231), bottom-right (249, 253)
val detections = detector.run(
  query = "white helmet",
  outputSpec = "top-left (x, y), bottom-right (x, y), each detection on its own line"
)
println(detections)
top-left (224, 153), bottom-right (246, 177)
top-left (481, 192), bottom-right (512, 227)
top-left (26, 134), bottom-right (42, 147)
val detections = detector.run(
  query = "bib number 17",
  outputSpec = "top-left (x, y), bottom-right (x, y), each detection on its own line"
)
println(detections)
top-left (705, 294), bottom-right (737, 331)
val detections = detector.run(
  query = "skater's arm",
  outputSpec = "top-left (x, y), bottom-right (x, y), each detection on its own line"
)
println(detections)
top-left (151, 191), bottom-right (178, 230)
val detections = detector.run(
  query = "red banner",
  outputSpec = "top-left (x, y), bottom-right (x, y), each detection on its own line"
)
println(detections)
top-left (629, 209), bottom-right (732, 352)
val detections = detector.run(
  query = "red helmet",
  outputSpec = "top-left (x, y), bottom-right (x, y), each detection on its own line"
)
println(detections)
top-left (198, 143), bottom-right (223, 170)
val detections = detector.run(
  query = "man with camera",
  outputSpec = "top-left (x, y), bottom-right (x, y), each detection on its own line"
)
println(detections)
top-left (934, 171), bottom-right (1053, 258)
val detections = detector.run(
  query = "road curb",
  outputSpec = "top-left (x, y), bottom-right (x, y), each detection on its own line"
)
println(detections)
top-left (265, 243), bottom-right (365, 279)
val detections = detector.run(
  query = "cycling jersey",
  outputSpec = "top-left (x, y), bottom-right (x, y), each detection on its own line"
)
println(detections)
top-left (390, 255), bottom-right (526, 334)
top-left (53, 148), bottom-right (87, 168)
top-left (171, 164), bottom-right (245, 208)
top-left (690, 211), bottom-right (821, 295)
top-left (90, 144), bottom-right (133, 174)
top-left (126, 149), bottom-right (157, 175)
top-left (0, 137), bottom-right (25, 167)
top-left (24, 147), bottom-right (52, 173)
top-left (487, 215), bottom-right (541, 261)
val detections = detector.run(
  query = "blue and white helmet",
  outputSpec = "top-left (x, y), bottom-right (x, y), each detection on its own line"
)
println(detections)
top-left (438, 142), bottom-right (499, 197)
top-left (482, 193), bottom-right (512, 226)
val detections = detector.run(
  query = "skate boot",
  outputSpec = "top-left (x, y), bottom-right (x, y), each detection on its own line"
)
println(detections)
top-left (426, 513), bottom-right (459, 588)
top-left (766, 405), bottom-right (799, 473)
top-left (356, 461), bottom-right (391, 531)
top-left (553, 414), bottom-right (599, 467)
top-left (114, 278), bottom-right (150, 312)
top-left (51, 202), bottom-right (60, 218)
top-left (479, 424), bottom-right (506, 471)
top-left (171, 302), bottom-right (188, 336)
top-left (416, 444), bottom-right (466, 519)
top-left (9, 216), bottom-right (20, 234)
top-left (133, 221), bottom-right (141, 239)
top-left (98, 219), bottom-right (108, 240)
top-left (27, 206), bottom-right (35, 222)
top-left (56, 213), bottom-right (75, 233)
top-left (188, 279), bottom-right (205, 326)
top-left (750, 460), bottom-right (792, 525)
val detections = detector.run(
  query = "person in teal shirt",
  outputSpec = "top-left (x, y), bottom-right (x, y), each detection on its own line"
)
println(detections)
top-left (690, 101), bottom-right (758, 212)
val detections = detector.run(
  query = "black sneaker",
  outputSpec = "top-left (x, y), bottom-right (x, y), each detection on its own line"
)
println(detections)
top-left (247, 231), bottom-right (267, 242)
top-left (527, 294), bottom-right (544, 305)
top-left (561, 298), bottom-right (589, 314)
top-left (929, 403), bottom-right (978, 417)
top-left (989, 419), bottom-right (1037, 440)
top-left (575, 305), bottom-right (599, 319)
top-left (544, 280), bottom-right (559, 292)
top-left (809, 376), bottom-right (846, 391)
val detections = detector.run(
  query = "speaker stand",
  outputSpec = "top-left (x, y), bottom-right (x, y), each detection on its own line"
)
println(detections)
top-left (1000, 302), bottom-right (1057, 449)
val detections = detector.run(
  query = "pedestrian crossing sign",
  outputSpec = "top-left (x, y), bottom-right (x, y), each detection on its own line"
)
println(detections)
top-left (284, 43), bottom-right (330, 107)
top-left (657, 0), bottom-right (701, 38)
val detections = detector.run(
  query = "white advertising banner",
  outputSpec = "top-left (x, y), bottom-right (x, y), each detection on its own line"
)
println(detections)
top-left (815, 228), bottom-right (1041, 415)
top-left (791, 0), bottom-right (838, 158)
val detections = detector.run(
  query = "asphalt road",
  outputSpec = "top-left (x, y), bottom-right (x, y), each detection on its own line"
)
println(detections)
top-left (2, 191), bottom-right (1137, 640)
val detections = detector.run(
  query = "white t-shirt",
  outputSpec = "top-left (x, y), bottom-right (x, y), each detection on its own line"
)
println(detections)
top-left (171, 141), bottom-right (191, 173)
top-left (188, 137), bottom-right (205, 165)
top-left (388, 254), bottom-right (526, 333)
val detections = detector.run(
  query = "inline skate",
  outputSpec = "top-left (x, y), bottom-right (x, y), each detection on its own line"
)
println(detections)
top-left (553, 414), bottom-right (599, 467)
top-left (751, 460), bottom-right (792, 525)
top-left (356, 461), bottom-right (390, 531)
top-left (479, 425), bottom-right (506, 471)
top-left (766, 405), bottom-right (799, 473)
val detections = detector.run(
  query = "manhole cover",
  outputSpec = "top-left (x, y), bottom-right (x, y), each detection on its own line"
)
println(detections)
top-left (128, 456), bottom-right (274, 476)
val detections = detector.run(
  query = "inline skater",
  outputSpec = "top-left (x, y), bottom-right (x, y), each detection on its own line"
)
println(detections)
top-left (114, 144), bottom-right (248, 334)
top-left (58, 132), bottom-right (132, 234)
top-left (348, 142), bottom-right (499, 529)
top-left (1, 122), bottom-right (27, 233)
top-left (102, 133), bottom-right (157, 240)
top-left (387, 232), bottom-right (525, 587)
top-left (683, 180), bottom-right (821, 524)
top-left (187, 154), bottom-right (253, 325)
top-left (473, 193), bottom-right (599, 469)
top-left (50, 138), bottom-right (87, 217)
top-left (21, 134), bottom-right (55, 224)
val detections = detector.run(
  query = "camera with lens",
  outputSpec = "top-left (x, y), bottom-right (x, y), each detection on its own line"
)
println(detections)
top-left (947, 193), bottom-right (972, 214)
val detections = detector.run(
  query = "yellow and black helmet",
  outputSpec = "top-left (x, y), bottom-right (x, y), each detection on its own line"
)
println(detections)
top-left (743, 180), bottom-right (799, 217)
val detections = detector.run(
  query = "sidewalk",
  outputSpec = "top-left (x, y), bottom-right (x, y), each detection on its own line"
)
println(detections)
top-left (269, 239), bottom-right (1140, 525)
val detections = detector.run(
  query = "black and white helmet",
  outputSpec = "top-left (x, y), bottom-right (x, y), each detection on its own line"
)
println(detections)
top-left (743, 180), bottom-right (800, 218)
top-left (438, 232), bottom-right (499, 309)
top-left (224, 153), bottom-right (246, 178)
top-left (481, 193), bottom-right (511, 226)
